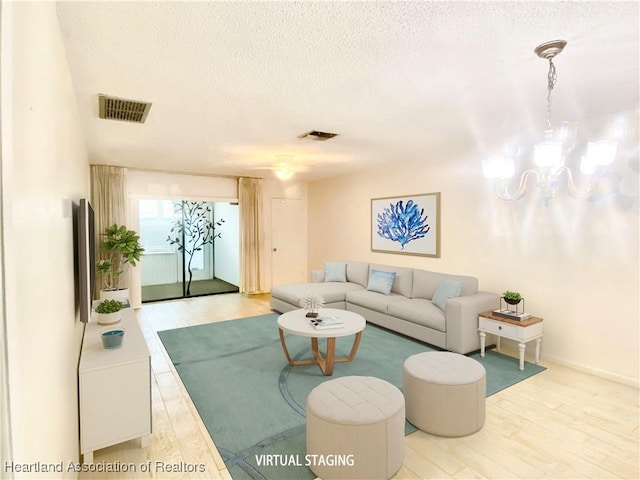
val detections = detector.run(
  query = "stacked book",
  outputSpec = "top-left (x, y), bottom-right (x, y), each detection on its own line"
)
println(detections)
top-left (310, 315), bottom-right (344, 330)
top-left (492, 309), bottom-right (532, 321)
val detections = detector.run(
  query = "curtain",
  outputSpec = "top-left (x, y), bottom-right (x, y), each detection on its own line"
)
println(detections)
top-left (90, 165), bottom-right (127, 294)
top-left (239, 177), bottom-right (264, 294)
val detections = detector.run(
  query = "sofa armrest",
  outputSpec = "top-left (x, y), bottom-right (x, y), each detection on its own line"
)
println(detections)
top-left (445, 291), bottom-right (499, 354)
top-left (311, 269), bottom-right (325, 283)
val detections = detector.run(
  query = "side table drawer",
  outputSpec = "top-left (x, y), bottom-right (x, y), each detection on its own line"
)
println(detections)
top-left (481, 318), bottom-right (517, 337)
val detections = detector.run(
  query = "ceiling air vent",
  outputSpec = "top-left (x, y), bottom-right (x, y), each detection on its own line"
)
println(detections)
top-left (298, 130), bottom-right (339, 141)
top-left (98, 94), bottom-right (152, 124)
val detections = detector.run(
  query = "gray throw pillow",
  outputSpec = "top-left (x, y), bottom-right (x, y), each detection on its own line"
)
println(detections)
top-left (366, 269), bottom-right (396, 295)
top-left (432, 279), bottom-right (463, 310)
top-left (324, 262), bottom-right (347, 282)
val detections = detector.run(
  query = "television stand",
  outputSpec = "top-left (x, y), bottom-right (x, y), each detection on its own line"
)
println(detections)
top-left (78, 307), bottom-right (151, 463)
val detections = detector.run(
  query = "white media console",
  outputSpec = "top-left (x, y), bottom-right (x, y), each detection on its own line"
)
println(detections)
top-left (79, 307), bottom-right (151, 463)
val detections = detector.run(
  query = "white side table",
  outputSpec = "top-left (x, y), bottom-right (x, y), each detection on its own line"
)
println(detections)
top-left (478, 311), bottom-right (543, 371)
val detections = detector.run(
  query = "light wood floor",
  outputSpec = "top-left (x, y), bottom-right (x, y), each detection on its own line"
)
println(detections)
top-left (81, 293), bottom-right (639, 480)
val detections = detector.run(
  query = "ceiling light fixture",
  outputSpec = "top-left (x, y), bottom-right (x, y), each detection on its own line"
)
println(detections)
top-left (274, 160), bottom-right (294, 180)
top-left (482, 40), bottom-right (617, 205)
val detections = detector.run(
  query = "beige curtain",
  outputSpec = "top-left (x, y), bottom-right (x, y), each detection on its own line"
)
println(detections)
top-left (90, 165), bottom-right (127, 294)
top-left (239, 177), bottom-right (264, 294)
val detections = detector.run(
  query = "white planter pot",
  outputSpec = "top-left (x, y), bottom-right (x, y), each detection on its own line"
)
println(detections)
top-left (95, 310), bottom-right (122, 326)
top-left (99, 288), bottom-right (130, 303)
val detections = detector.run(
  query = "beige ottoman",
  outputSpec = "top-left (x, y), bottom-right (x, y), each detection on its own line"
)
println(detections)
top-left (403, 351), bottom-right (486, 437)
top-left (306, 376), bottom-right (405, 480)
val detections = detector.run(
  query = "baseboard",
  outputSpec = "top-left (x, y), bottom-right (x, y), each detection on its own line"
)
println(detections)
top-left (542, 352), bottom-right (639, 388)
top-left (496, 343), bottom-right (638, 388)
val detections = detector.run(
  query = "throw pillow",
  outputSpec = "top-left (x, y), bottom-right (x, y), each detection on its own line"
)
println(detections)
top-left (324, 262), bottom-right (347, 282)
top-left (432, 279), bottom-right (463, 310)
top-left (367, 269), bottom-right (396, 295)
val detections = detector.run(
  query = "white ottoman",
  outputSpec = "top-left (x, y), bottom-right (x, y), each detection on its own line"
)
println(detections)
top-left (306, 376), bottom-right (405, 480)
top-left (403, 351), bottom-right (485, 437)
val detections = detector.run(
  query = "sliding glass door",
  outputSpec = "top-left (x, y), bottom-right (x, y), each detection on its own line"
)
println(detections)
top-left (138, 199), bottom-right (239, 302)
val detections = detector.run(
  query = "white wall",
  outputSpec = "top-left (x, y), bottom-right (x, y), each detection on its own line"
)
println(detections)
top-left (308, 111), bottom-right (639, 385)
top-left (127, 170), bottom-right (238, 201)
top-left (2, 2), bottom-right (89, 476)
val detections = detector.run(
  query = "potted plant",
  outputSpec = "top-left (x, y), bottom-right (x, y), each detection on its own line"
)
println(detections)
top-left (503, 291), bottom-right (522, 305)
top-left (94, 299), bottom-right (126, 325)
top-left (96, 224), bottom-right (144, 300)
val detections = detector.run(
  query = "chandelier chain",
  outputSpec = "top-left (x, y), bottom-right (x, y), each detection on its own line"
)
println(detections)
top-left (545, 58), bottom-right (557, 131)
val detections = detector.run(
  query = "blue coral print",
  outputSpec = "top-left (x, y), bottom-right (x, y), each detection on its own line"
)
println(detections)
top-left (377, 200), bottom-right (430, 249)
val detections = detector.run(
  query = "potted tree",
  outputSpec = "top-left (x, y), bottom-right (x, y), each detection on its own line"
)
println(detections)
top-left (94, 299), bottom-right (126, 325)
top-left (96, 224), bottom-right (144, 301)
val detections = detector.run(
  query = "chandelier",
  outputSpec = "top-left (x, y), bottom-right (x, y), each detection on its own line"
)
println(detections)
top-left (483, 40), bottom-right (617, 205)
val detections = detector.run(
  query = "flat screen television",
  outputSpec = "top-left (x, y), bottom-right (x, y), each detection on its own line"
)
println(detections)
top-left (76, 198), bottom-right (96, 323)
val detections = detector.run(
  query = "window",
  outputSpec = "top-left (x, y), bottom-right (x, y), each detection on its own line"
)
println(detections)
top-left (139, 200), bottom-right (176, 255)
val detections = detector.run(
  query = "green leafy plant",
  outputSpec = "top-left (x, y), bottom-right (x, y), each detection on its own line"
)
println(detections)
top-left (96, 224), bottom-right (145, 291)
top-left (166, 201), bottom-right (225, 296)
top-left (95, 299), bottom-right (125, 314)
top-left (503, 290), bottom-right (522, 304)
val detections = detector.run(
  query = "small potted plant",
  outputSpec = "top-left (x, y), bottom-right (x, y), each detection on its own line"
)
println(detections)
top-left (94, 299), bottom-right (126, 325)
top-left (96, 224), bottom-right (144, 300)
top-left (503, 291), bottom-right (522, 305)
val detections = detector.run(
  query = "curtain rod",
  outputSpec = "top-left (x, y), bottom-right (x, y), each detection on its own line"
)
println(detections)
top-left (90, 164), bottom-right (263, 180)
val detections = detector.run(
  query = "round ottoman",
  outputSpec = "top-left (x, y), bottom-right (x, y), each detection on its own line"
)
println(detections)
top-left (403, 351), bottom-right (486, 437)
top-left (306, 376), bottom-right (405, 480)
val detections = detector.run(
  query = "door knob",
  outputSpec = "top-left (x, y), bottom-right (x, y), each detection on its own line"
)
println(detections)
top-left (273, 248), bottom-right (277, 252)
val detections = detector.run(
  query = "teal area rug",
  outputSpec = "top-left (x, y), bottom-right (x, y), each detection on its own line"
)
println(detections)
top-left (158, 313), bottom-right (545, 480)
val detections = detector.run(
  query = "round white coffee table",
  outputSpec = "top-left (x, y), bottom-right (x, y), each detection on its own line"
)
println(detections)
top-left (277, 308), bottom-right (366, 376)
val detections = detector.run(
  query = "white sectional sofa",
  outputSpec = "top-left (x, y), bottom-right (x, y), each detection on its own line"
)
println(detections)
top-left (270, 261), bottom-right (498, 355)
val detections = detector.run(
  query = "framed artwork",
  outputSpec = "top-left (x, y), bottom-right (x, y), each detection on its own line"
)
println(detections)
top-left (371, 192), bottom-right (440, 257)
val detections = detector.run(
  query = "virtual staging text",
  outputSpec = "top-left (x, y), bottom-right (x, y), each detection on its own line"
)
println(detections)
top-left (255, 454), bottom-right (355, 467)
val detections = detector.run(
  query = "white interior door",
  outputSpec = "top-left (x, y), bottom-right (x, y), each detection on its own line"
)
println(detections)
top-left (271, 198), bottom-right (305, 286)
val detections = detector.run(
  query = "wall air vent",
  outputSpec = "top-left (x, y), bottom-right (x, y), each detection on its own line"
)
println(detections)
top-left (298, 130), bottom-right (339, 141)
top-left (98, 94), bottom-right (152, 124)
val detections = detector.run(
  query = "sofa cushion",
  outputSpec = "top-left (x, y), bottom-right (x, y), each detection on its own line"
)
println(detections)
top-left (367, 270), bottom-right (396, 295)
top-left (271, 282), bottom-right (364, 306)
top-left (388, 298), bottom-right (446, 332)
top-left (370, 263), bottom-right (413, 297)
top-left (324, 262), bottom-right (347, 282)
top-left (346, 262), bottom-right (370, 287)
top-left (412, 269), bottom-right (478, 299)
top-left (346, 290), bottom-right (407, 314)
top-left (432, 279), bottom-right (463, 310)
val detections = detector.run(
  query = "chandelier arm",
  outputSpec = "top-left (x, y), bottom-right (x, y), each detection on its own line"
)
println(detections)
top-left (558, 165), bottom-right (593, 198)
top-left (495, 169), bottom-right (540, 201)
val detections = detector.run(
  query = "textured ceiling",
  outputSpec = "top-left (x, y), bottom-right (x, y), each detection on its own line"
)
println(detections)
top-left (56, 1), bottom-right (640, 182)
